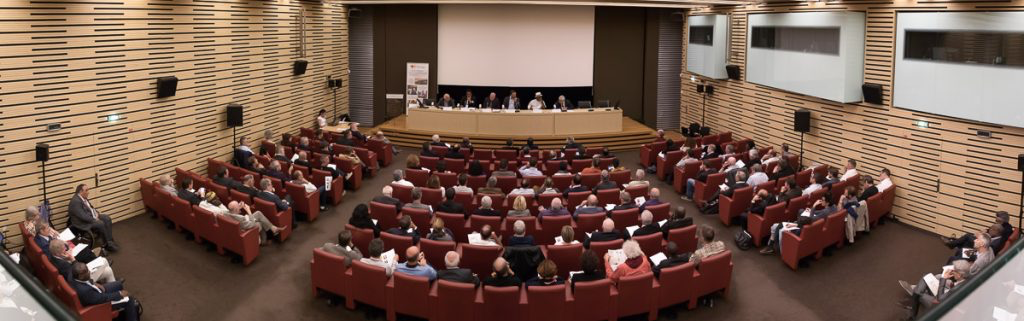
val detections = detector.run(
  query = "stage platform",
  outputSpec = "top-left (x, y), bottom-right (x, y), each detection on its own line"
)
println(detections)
top-left (370, 114), bottom-right (657, 151)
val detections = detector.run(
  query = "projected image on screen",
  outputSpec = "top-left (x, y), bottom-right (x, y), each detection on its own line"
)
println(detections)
top-left (904, 30), bottom-right (1024, 67)
top-left (689, 26), bottom-right (714, 45)
top-left (437, 5), bottom-right (595, 87)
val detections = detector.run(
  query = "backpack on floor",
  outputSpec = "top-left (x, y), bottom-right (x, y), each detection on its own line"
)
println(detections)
top-left (734, 230), bottom-right (753, 251)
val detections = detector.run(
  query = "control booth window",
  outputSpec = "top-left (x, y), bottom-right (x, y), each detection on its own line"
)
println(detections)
top-left (904, 30), bottom-right (1024, 67)
top-left (750, 26), bottom-right (840, 55)
top-left (689, 26), bottom-right (714, 45)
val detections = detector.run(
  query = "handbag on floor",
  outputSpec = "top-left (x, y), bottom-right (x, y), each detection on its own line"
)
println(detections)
top-left (734, 230), bottom-right (753, 251)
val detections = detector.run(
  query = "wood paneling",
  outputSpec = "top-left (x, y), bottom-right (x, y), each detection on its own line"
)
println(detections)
top-left (681, 1), bottom-right (1024, 236)
top-left (0, 0), bottom-right (349, 249)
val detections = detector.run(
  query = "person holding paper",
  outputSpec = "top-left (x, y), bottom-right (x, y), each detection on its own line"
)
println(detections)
top-left (469, 225), bottom-right (501, 247)
top-left (69, 262), bottom-right (140, 321)
top-left (320, 230), bottom-right (363, 267)
top-left (224, 201), bottom-right (284, 245)
top-left (502, 90), bottom-right (520, 110)
top-left (638, 188), bottom-right (663, 213)
top-left (604, 240), bottom-right (651, 283)
top-left (360, 239), bottom-right (395, 276)
top-left (759, 217), bottom-right (813, 255)
top-left (556, 226), bottom-right (580, 246)
top-left (631, 211), bottom-right (662, 237)
top-left (897, 260), bottom-right (970, 319)
top-left (395, 246), bottom-right (437, 281)
top-left (570, 250), bottom-right (606, 287)
top-left (25, 206), bottom-right (103, 263)
top-left (610, 191), bottom-right (639, 212)
top-left (384, 215), bottom-right (420, 244)
top-left (316, 154), bottom-right (343, 179)
top-left (481, 92), bottom-right (501, 109)
top-left (48, 240), bottom-right (115, 284)
top-left (68, 184), bottom-right (119, 252)
top-left (652, 241), bottom-right (690, 278)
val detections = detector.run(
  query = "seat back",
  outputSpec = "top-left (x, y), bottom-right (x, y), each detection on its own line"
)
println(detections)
top-left (632, 233), bottom-right (663, 256)
top-left (609, 170), bottom-right (631, 187)
top-left (419, 156), bottom-right (439, 171)
top-left (523, 176), bottom-right (546, 188)
top-left (571, 279), bottom-right (614, 321)
top-left (538, 215), bottom-right (572, 244)
top-left (401, 207), bottom-right (433, 235)
top-left (469, 215), bottom-right (504, 234)
top-left (381, 232), bottom-right (416, 262)
top-left (391, 183), bottom-right (413, 203)
top-left (567, 192), bottom-right (592, 211)
top-left (474, 148), bottom-right (494, 160)
top-left (460, 243), bottom-right (504, 277)
top-left (571, 159), bottom-right (591, 173)
top-left (596, 189), bottom-right (620, 206)
top-left (828, 179), bottom-right (849, 206)
top-left (436, 212), bottom-right (470, 243)
top-left (589, 239), bottom-right (624, 258)
top-left (657, 261), bottom-right (696, 308)
top-left (436, 280), bottom-right (478, 321)
top-left (494, 149), bottom-right (517, 161)
top-left (719, 186), bottom-right (754, 225)
top-left (405, 168), bottom-right (430, 187)
top-left (419, 238), bottom-right (458, 268)
top-left (392, 272), bottom-right (433, 318)
top-left (545, 244), bottom-right (583, 280)
top-left (436, 172), bottom-right (458, 188)
top-left (667, 225), bottom-right (698, 254)
top-left (311, 248), bottom-right (349, 296)
top-left (447, 158), bottom-right (466, 173)
top-left (527, 284), bottom-right (569, 320)
top-left (551, 174), bottom-right (572, 190)
top-left (625, 185), bottom-right (648, 200)
top-left (580, 173), bottom-right (601, 188)
top-left (616, 272), bottom-right (656, 318)
top-left (467, 175), bottom-right (487, 192)
top-left (824, 210), bottom-right (847, 247)
top-left (496, 176), bottom-right (518, 194)
top-left (346, 224), bottom-right (374, 255)
top-left (610, 208), bottom-right (640, 230)
top-left (370, 201), bottom-right (400, 230)
top-left (421, 187), bottom-right (444, 207)
top-left (350, 260), bottom-right (390, 308)
top-left (795, 169), bottom-right (812, 188)
top-left (430, 145), bottom-right (449, 156)
top-left (575, 213), bottom-right (605, 235)
top-left (695, 251), bottom-right (733, 297)
top-left (482, 285), bottom-right (523, 321)
top-left (646, 202), bottom-right (670, 222)
top-left (785, 195), bottom-right (809, 222)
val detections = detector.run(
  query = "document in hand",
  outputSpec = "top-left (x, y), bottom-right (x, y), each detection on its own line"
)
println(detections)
top-left (87, 258), bottom-right (105, 273)
top-left (604, 204), bottom-right (616, 211)
top-left (633, 197), bottom-right (646, 206)
top-left (468, 232), bottom-right (483, 244)
top-left (607, 249), bottom-right (627, 272)
top-left (71, 243), bottom-right (89, 257)
top-left (625, 225), bottom-right (640, 235)
top-left (657, 219), bottom-right (668, 227)
top-left (324, 177), bottom-right (332, 191)
top-left (923, 273), bottom-right (940, 295)
top-left (381, 249), bottom-right (397, 266)
top-left (59, 229), bottom-right (76, 241)
top-left (649, 252), bottom-right (668, 266)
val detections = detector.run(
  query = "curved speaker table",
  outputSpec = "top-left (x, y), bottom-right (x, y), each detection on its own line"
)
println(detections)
top-left (405, 107), bottom-right (623, 136)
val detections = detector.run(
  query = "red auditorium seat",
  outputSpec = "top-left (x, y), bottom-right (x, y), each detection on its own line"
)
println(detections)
top-left (588, 239), bottom-right (624, 258)
top-left (454, 193), bottom-right (474, 215)
top-left (657, 150), bottom-right (684, 180)
top-left (646, 202), bottom-right (670, 222)
top-left (469, 215), bottom-right (504, 235)
top-left (401, 207), bottom-right (432, 235)
top-left (447, 158), bottom-right (466, 174)
top-left (748, 202), bottom-right (786, 247)
top-left (285, 182), bottom-right (320, 221)
top-left (824, 210), bottom-right (847, 249)
top-left (523, 175), bottom-right (546, 188)
top-left (691, 251), bottom-right (733, 309)
top-left (543, 244), bottom-right (583, 280)
top-left (390, 183), bottom-right (413, 204)
top-left (572, 279), bottom-right (617, 321)
top-left (312, 168), bottom-right (344, 205)
top-left (527, 284), bottom-right (570, 320)
top-left (672, 160), bottom-right (700, 194)
top-left (639, 140), bottom-right (667, 167)
top-left (781, 219), bottom-right (826, 270)
top-left (580, 173), bottom-right (601, 188)
top-left (253, 197), bottom-right (292, 241)
top-left (632, 233), bottom-right (663, 257)
top-left (346, 260), bottom-right (390, 310)
top-left (597, 189), bottom-right (620, 206)
top-left (419, 156), bottom-right (439, 171)
top-left (230, 189), bottom-right (253, 205)
top-left (139, 179), bottom-right (156, 212)
top-left (567, 192), bottom-right (591, 210)
top-left (610, 208), bottom-right (640, 230)
top-left (55, 277), bottom-right (118, 321)
top-left (346, 224), bottom-right (374, 255)
top-left (381, 233), bottom-right (416, 262)
top-left (353, 147), bottom-right (379, 177)
top-left (436, 212), bottom-right (470, 243)
top-left (572, 159), bottom-right (591, 173)
top-left (434, 280), bottom-right (478, 321)
top-left (693, 172), bottom-right (726, 207)
top-left (291, 164), bottom-right (310, 176)
top-left (264, 176), bottom-right (288, 199)
top-left (784, 195), bottom-right (809, 222)
top-left (609, 170), bottom-right (631, 187)
top-left (191, 205), bottom-right (218, 247)
top-left (615, 272), bottom-right (658, 320)
top-left (625, 185), bottom-right (648, 200)
top-left (718, 186), bottom-right (753, 226)
top-left (333, 156), bottom-right (363, 190)
top-left (667, 225), bottom-right (698, 254)
top-left (419, 238), bottom-right (457, 269)
top-left (656, 262), bottom-right (696, 310)
top-left (575, 213), bottom-right (605, 235)
top-left (495, 149), bottom-right (517, 161)
top-left (406, 168), bottom-right (430, 187)
top-left (808, 188), bottom-right (828, 205)
top-left (436, 172), bottom-right (457, 188)
top-left (430, 145), bottom-right (448, 156)
top-left (482, 285), bottom-right (523, 321)
top-left (563, 149), bottom-right (578, 161)
top-left (467, 175), bottom-right (487, 192)
top-left (206, 181), bottom-right (231, 205)
top-left (538, 215), bottom-right (573, 245)
top-left (388, 273), bottom-right (433, 320)
top-left (551, 175), bottom-right (572, 191)
top-left (828, 179), bottom-right (848, 206)
top-left (421, 187), bottom-right (443, 207)
top-left (311, 248), bottom-right (349, 299)
top-left (757, 181), bottom-right (777, 195)
top-left (370, 201), bottom-right (401, 231)
top-left (496, 176), bottom-right (517, 194)
top-left (366, 138), bottom-right (394, 167)
top-left (1001, 228), bottom-right (1020, 256)
top-left (585, 147), bottom-right (603, 158)
top-left (474, 148), bottom-right (494, 160)
top-left (458, 244), bottom-right (504, 277)
top-left (215, 214), bottom-right (259, 265)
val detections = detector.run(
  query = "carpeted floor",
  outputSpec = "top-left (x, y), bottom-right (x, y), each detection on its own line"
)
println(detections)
top-left (109, 149), bottom-right (950, 320)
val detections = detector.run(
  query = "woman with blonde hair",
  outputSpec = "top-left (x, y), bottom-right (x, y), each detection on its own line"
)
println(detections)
top-left (427, 217), bottom-right (453, 241)
top-left (507, 195), bottom-right (531, 217)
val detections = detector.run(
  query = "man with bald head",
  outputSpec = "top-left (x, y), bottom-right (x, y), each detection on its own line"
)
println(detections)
top-left (538, 198), bottom-right (570, 219)
top-left (575, 195), bottom-right (605, 215)
top-left (483, 257), bottom-right (522, 286)
top-left (437, 251), bottom-right (479, 285)
top-left (585, 218), bottom-right (628, 248)
top-left (632, 210), bottom-right (662, 237)
top-left (639, 188), bottom-right (663, 213)
top-left (395, 246), bottom-right (436, 281)
top-left (470, 224), bottom-right (501, 247)
top-left (157, 175), bottom-right (177, 194)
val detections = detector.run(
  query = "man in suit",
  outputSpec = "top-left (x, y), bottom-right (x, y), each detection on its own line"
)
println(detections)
top-left (294, 151), bottom-right (312, 168)
top-left (575, 195), bottom-right (605, 215)
top-left (553, 95), bottom-right (574, 110)
top-left (611, 191), bottom-right (638, 212)
top-left (562, 174), bottom-right (591, 198)
top-left (538, 198), bottom-right (570, 219)
top-left (502, 89), bottom-right (520, 109)
top-left (437, 93), bottom-right (456, 107)
top-left (474, 196), bottom-right (501, 217)
top-left (652, 241), bottom-right (691, 278)
top-left (385, 215), bottom-right (420, 244)
top-left (593, 170), bottom-right (619, 193)
top-left (700, 144), bottom-right (720, 160)
top-left (778, 178), bottom-right (802, 203)
top-left (236, 174), bottom-right (260, 197)
top-left (585, 219), bottom-right (628, 248)
top-left (256, 178), bottom-right (290, 211)
top-left (632, 210), bottom-right (662, 237)
top-left (68, 184), bottom-right (119, 251)
top-left (437, 251), bottom-right (479, 285)
top-left (69, 262), bottom-right (140, 321)
top-left (429, 134), bottom-right (446, 147)
top-left (858, 176), bottom-right (879, 201)
top-left (897, 260), bottom-right (969, 320)
top-left (176, 177), bottom-right (203, 205)
top-left (506, 220), bottom-right (535, 246)
top-left (321, 230), bottom-right (363, 266)
top-left (482, 257), bottom-right (522, 287)
top-left (638, 188), bottom-right (663, 213)
top-left (48, 239), bottom-right (116, 284)
top-left (317, 154), bottom-right (342, 179)
top-left (263, 160), bottom-right (290, 183)
top-left (661, 206), bottom-right (694, 239)
top-left (481, 92), bottom-right (501, 109)
top-left (459, 90), bottom-right (476, 107)
top-left (212, 167), bottom-right (242, 190)
top-left (437, 188), bottom-right (465, 214)
top-left (372, 185), bottom-right (403, 213)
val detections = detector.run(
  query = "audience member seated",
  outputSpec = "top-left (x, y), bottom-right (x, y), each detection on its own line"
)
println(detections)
top-left (581, 157), bottom-right (602, 175)
top-left (393, 169), bottom-right (413, 187)
top-left (770, 158), bottom-right (796, 181)
top-left (294, 151), bottom-right (312, 168)
top-left (405, 187), bottom-right (433, 214)
top-left (747, 164), bottom-right (769, 187)
top-left (519, 159), bottom-right (543, 177)
top-left (395, 246), bottom-right (437, 281)
top-left (157, 175), bottom-right (177, 195)
top-left (507, 196), bottom-right (531, 217)
top-left (662, 206), bottom-right (694, 238)
top-left (336, 145), bottom-right (364, 169)
top-left (212, 167), bottom-right (242, 190)
top-left (259, 130), bottom-right (275, 155)
top-left (822, 168), bottom-right (841, 188)
top-left (537, 178), bottom-right (559, 195)
top-left (652, 241), bottom-right (689, 278)
top-left (372, 185), bottom-right (403, 212)
top-left (460, 137), bottom-right (474, 153)
top-left (604, 240), bottom-right (651, 283)
top-left (256, 178), bottom-right (290, 211)
top-left (474, 196), bottom-right (501, 217)
top-left (684, 160), bottom-right (717, 200)
top-left (317, 154), bottom-right (343, 179)
top-left (453, 174), bottom-right (473, 195)
top-left (563, 137), bottom-right (585, 153)
top-left (234, 136), bottom-right (254, 169)
top-left (803, 174), bottom-right (825, 196)
top-left (586, 219), bottom-right (628, 247)
top-left (236, 174), bottom-right (260, 197)
top-left (520, 138), bottom-right (540, 154)
top-left (335, 130), bottom-right (357, 147)
top-left (224, 201), bottom-right (283, 244)
top-left (427, 218), bottom-right (455, 242)
top-left (759, 217), bottom-right (813, 255)
top-left (691, 225), bottom-right (725, 264)
top-left (701, 171), bottom-right (750, 214)
top-left (638, 188), bottom-right (663, 213)
top-left (611, 191), bottom-right (638, 212)
top-left (360, 239), bottom-right (396, 276)
top-left (876, 168), bottom-right (894, 192)
top-left (507, 220), bottom-right (535, 246)
top-left (385, 216), bottom-right (420, 244)
top-left (320, 230), bottom-right (363, 266)
top-left (570, 250), bottom-right (606, 286)
top-left (949, 231), bottom-right (994, 278)
top-left (446, 145), bottom-right (465, 159)
top-left (467, 160), bottom-right (485, 177)
top-left (943, 211), bottom-right (1013, 251)
top-left (26, 206), bottom-right (101, 263)
top-left (47, 236), bottom-right (115, 284)
top-left (263, 160), bottom-right (290, 183)
top-left (273, 145), bottom-right (290, 163)
top-left (700, 144), bottom-right (719, 160)
top-left (553, 162), bottom-right (572, 176)
top-left (69, 262), bottom-right (140, 321)
top-left (430, 134), bottom-right (446, 147)
top-left (526, 259), bottom-right (563, 287)
top-left (609, 157), bottom-right (626, 172)
top-left (631, 211), bottom-right (661, 237)
top-left (420, 142), bottom-right (438, 157)
top-left (896, 260), bottom-right (969, 320)
top-left (575, 195), bottom-right (604, 215)
top-left (372, 131), bottom-right (400, 155)
top-left (483, 257), bottom-right (521, 287)
top-left (492, 159), bottom-right (517, 178)
top-left (437, 188), bottom-right (465, 214)
top-left (841, 159), bottom-right (859, 180)
top-left (562, 174), bottom-right (590, 198)
top-left (778, 178), bottom-right (802, 203)
top-left (538, 198), bottom-right (570, 219)
top-left (348, 204), bottom-right (381, 237)
top-left (438, 251), bottom-right (480, 285)
top-left (556, 226), bottom-right (580, 245)
top-left (478, 177), bottom-right (504, 196)
top-left (293, 170), bottom-right (328, 211)
top-left (509, 181), bottom-right (534, 197)
top-left (593, 170), bottom-right (619, 192)
top-left (470, 225), bottom-right (501, 247)
top-left (68, 184), bottom-right (120, 252)
top-left (175, 177), bottom-right (203, 205)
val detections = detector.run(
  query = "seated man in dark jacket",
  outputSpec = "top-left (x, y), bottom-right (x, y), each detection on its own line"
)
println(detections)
top-left (652, 241), bottom-right (690, 278)
top-left (384, 215), bottom-right (420, 244)
top-left (263, 160), bottom-right (291, 183)
top-left (235, 174), bottom-right (261, 197)
top-left (685, 160), bottom-right (718, 200)
top-left (176, 177), bottom-right (203, 206)
top-left (661, 206), bottom-right (694, 239)
top-left (436, 187), bottom-right (465, 214)
top-left (506, 220), bottom-right (535, 246)
top-left (562, 174), bottom-right (591, 198)
top-left (69, 262), bottom-right (140, 321)
top-left (212, 167), bottom-right (242, 190)
top-left (482, 257), bottom-right (522, 287)
top-left (473, 196), bottom-right (502, 217)
top-left (584, 218), bottom-right (628, 248)
top-left (255, 178), bottom-right (290, 211)
top-left (610, 191), bottom-right (638, 212)
top-left (592, 170), bottom-right (619, 193)
top-left (437, 251), bottom-right (479, 285)
top-left (371, 185), bottom-right (403, 213)
top-left (631, 210), bottom-right (662, 237)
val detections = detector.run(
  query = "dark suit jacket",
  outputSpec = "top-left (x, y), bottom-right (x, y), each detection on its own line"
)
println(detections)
top-left (177, 189), bottom-right (202, 205)
top-left (721, 182), bottom-right (749, 198)
top-left (661, 217), bottom-right (694, 238)
top-left (349, 217), bottom-right (381, 237)
top-left (438, 99), bottom-right (456, 107)
top-left (562, 185), bottom-right (591, 198)
top-left (779, 188), bottom-right (802, 203)
top-left (771, 167), bottom-right (795, 181)
top-left (372, 195), bottom-right (403, 212)
top-left (294, 159), bottom-right (311, 168)
top-left (264, 169), bottom-right (290, 183)
top-left (570, 270), bottom-right (605, 285)
top-left (585, 230), bottom-right (627, 248)
top-left (502, 97), bottom-right (520, 109)
top-left (236, 185), bottom-right (260, 198)
top-left (553, 100), bottom-right (575, 109)
top-left (460, 97), bottom-right (476, 107)
top-left (70, 279), bottom-right (123, 307)
top-left (653, 256), bottom-right (691, 277)
top-left (507, 235), bottom-right (535, 247)
top-left (593, 181), bottom-right (619, 193)
top-left (438, 268), bottom-right (479, 285)
top-left (444, 151), bottom-right (465, 159)
top-left (256, 191), bottom-right (289, 211)
top-left (474, 208), bottom-right (501, 217)
top-left (750, 196), bottom-right (779, 215)
top-left (481, 98), bottom-right (501, 109)
top-left (213, 176), bottom-right (242, 190)
top-left (273, 155), bottom-right (291, 163)
top-left (696, 169), bottom-right (717, 183)
top-left (437, 201), bottom-right (465, 215)
top-left (859, 186), bottom-right (878, 202)
top-left (50, 256), bottom-right (73, 281)
top-left (68, 195), bottom-right (98, 231)
top-left (384, 227), bottom-right (420, 244)
top-left (612, 203), bottom-right (638, 212)
top-left (632, 224), bottom-right (662, 237)
top-left (319, 166), bottom-right (341, 178)
top-left (638, 199), bottom-right (663, 213)
top-left (234, 148), bottom-right (253, 168)
top-left (483, 275), bottom-right (522, 287)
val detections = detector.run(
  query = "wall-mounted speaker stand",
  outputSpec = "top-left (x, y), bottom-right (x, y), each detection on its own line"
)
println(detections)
top-left (1018, 154), bottom-right (1023, 231)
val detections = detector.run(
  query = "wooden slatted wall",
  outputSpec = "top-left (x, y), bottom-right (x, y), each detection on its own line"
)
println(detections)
top-left (0, 0), bottom-right (349, 249)
top-left (681, 0), bottom-right (1024, 236)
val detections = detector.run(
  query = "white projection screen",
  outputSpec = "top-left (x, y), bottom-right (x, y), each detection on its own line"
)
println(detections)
top-left (437, 5), bottom-right (595, 87)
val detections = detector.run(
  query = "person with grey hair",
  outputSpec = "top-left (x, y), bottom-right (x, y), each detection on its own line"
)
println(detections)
top-left (585, 218), bottom-right (627, 248)
top-left (405, 187), bottom-right (433, 214)
top-left (575, 195), bottom-right (605, 215)
top-left (29, 206), bottom-right (103, 263)
top-left (259, 129), bottom-right (275, 155)
top-left (626, 169), bottom-right (649, 188)
top-left (604, 240), bottom-right (651, 283)
top-left (961, 231), bottom-right (994, 277)
top-left (611, 191), bottom-right (638, 212)
top-left (68, 184), bottom-right (119, 252)
top-left (553, 95), bottom-right (574, 110)
top-left (272, 145), bottom-right (289, 163)
top-left (631, 210), bottom-right (661, 237)
top-left (157, 175), bottom-right (177, 194)
top-left (746, 163), bottom-right (770, 187)
top-left (48, 236), bottom-right (115, 284)
top-left (474, 196), bottom-right (500, 217)
top-left (897, 259), bottom-right (971, 319)
top-left (437, 251), bottom-right (479, 285)
top-left (538, 197), bottom-right (569, 219)
top-left (372, 185), bottom-right (403, 212)
top-left (477, 176), bottom-right (504, 196)
top-left (507, 220), bottom-right (535, 246)
top-left (224, 201), bottom-right (283, 244)
top-left (263, 160), bottom-right (290, 182)
top-left (392, 169), bottom-right (413, 187)
top-left (430, 134), bottom-right (445, 147)
top-left (593, 170), bottom-right (618, 192)
top-left (255, 178), bottom-right (290, 211)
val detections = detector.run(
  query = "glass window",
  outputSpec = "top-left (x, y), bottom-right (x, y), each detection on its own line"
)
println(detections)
top-left (689, 26), bottom-right (713, 45)
top-left (904, 30), bottom-right (1024, 67)
top-left (750, 26), bottom-right (840, 55)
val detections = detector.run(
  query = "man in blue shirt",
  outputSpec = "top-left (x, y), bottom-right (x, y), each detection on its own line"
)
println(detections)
top-left (395, 246), bottom-right (437, 281)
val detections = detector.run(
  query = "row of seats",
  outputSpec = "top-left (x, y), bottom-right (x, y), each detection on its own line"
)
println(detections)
top-left (295, 127), bottom-right (394, 168)
top-left (639, 131), bottom-right (733, 168)
top-left (246, 142), bottom-right (370, 191)
top-left (403, 167), bottom-right (632, 193)
top-left (19, 224), bottom-right (120, 321)
top-left (410, 154), bottom-right (622, 178)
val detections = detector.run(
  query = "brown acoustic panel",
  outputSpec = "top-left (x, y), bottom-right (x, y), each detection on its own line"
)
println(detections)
top-left (681, 1), bottom-right (1024, 237)
top-left (0, 0), bottom-right (350, 250)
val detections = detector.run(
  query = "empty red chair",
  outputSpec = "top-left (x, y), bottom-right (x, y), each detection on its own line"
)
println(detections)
top-left (571, 279), bottom-right (616, 321)
top-left (572, 159), bottom-right (591, 173)
top-left (781, 219), bottom-right (826, 270)
top-left (353, 147), bottom-right (379, 177)
top-left (420, 156), bottom-right (439, 171)
top-left (667, 225), bottom-right (698, 254)
top-left (434, 280), bottom-right (478, 321)
top-left (719, 131), bottom-right (732, 143)
top-left (718, 186), bottom-right (753, 226)
top-left (311, 248), bottom-right (349, 299)
top-left (436, 212), bottom-right (470, 243)
top-left (545, 160), bottom-right (563, 176)
top-left (596, 189), bottom-right (620, 206)
top-left (588, 239), bottom-right (624, 258)
top-left (381, 232), bottom-right (416, 262)
top-left (639, 140), bottom-right (667, 167)
top-left (474, 148), bottom-right (493, 160)
top-left (632, 233), bottom-right (663, 257)
top-left (551, 175), bottom-right (572, 191)
top-left (436, 172), bottom-right (457, 188)
top-left (527, 284), bottom-right (569, 320)
top-left (467, 175), bottom-right (487, 192)
top-left (625, 185), bottom-right (648, 200)
top-left (191, 205), bottom-right (219, 247)
top-left (544, 243), bottom-right (583, 280)
top-left (656, 262), bottom-right (697, 310)
top-left (609, 170), bottom-right (631, 187)
top-left (496, 176), bottom-right (518, 194)
top-left (646, 202), bottom-right (670, 222)
top-left (580, 173), bottom-right (600, 188)
top-left (391, 183), bottom-right (413, 204)
top-left (419, 238), bottom-right (457, 269)
top-left (406, 168), bottom-right (430, 187)
top-left (615, 272), bottom-right (658, 320)
top-left (690, 251), bottom-right (733, 309)
top-left (347, 260), bottom-right (389, 310)
top-left (672, 161), bottom-right (700, 194)
top-left (347, 224), bottom-right (374, 255)
top-left (575, 213), bottom-right (605, 235)
top-left (401, 207), bottom-right (432, 235)
top-left (494, 149), bottom-right (517, 161)
top-left (447, 158), bottom-right (466, 173)
top-left (388, 272), bottom-right (433, 320)
top-left (747, 202), bottom-right (786, 247)
top-left (538, 215), bottom-right (573, 245)
top-left (657, 150), bottom-right (684, 180)
top-left (482, 285), bottom-right (523, 321)
top-left (610, 208), bottom-right (640, 230)
top-left (370, 201), bottom-right (401, 231)
top-left (459, 243), bottom-right (504, 277)
top-left (693, 173), bottom-right (726, 206)
top-left (454, 192), bottom-right (474, 215)
top-left (285, 181), bottom-right (320, 221)
top-left (784, 195), bottom-right (809, 222)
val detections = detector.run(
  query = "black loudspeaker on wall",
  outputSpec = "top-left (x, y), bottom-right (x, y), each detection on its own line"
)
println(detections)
top-left (36, 143), bottom-right (49, 162)
top-left (227, 104), bottom-right (244, 127)
top-left (794, 109), bottom-right (811, 133)
top-left (696, 84), bottom-right (704, 93)
top-left (1018, 154), bottom-right (1024, 171)
top-left (862, 83), bottom-right (884, 105)
top-left (725, 65), bottom-right (741, 80)
top-left (294, 60), bottom-right (308, 75)
top-left (156, 76), bottom-right (178, 98)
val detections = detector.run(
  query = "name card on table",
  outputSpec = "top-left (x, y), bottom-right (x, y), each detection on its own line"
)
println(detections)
top-left (460, 107), bottom-right (472, 111)
top-left (442, 107), bottom-right (453, 111)
top-left (552, 109), bottom-right (563, 113)
top-left (532, 109), bottom-right (543, 113)
top-left (504, 109), bottom-right (516, 113)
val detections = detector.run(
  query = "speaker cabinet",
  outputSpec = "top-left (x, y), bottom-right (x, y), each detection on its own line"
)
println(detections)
top-left (156, 76), bottom-right (178, 98)
top-left (696, 84), bottom-right (704, 93)
top-left (705, 85), bottom-right (714, 95)
top-left (227, 104), bottom-right (243, 127)
top-left (294, 60), bottom-right (308, 75)
top-left (1018, 154), bottom-right (1024, 171)
top-left (725, 65), bottom-right (740, 80)
top-left (36, 143), bottom-right (49, 162)
top-left (862, 83), bottom-right (883, 105)
top-left (794, 109), bottom-right (811, 133)
top-left (700, 126), bottom-right (711, 136)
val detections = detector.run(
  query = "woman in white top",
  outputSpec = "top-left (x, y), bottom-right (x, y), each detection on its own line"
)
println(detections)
top-left (315, 109), bottom-right (328, 129)
top-left (292, 170), bottom-right (328, 210)
top-left (199, 193), bottom-right (231, 216)
top-left (555, 226), bottom-right (580, 245)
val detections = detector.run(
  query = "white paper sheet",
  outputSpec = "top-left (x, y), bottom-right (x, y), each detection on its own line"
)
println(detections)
top-left (59, 229), bottom-right (75, 241)
top-left (649, 252), bottom-right (668, 266)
